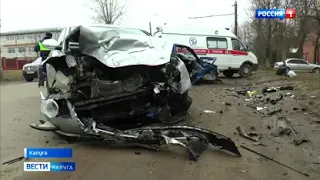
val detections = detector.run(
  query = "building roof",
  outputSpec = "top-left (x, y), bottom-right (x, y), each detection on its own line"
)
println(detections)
top-left (0, 27), bottom-right (63, 36)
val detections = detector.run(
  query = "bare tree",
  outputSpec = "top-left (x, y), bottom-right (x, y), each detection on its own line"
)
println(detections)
top-left (241, 0), bottom-right (320, 68)
top-left (87, 0), bottom-right (127, 24)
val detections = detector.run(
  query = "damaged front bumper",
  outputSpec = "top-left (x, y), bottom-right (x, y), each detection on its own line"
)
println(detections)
top-left (31, 97), bottom-right (241, 161)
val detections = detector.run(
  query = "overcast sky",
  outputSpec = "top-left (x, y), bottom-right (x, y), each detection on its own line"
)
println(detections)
top-left (0, 0), bottom-right (250, 32)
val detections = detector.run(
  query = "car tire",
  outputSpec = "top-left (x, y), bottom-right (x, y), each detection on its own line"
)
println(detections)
top-left (313, 68), bottom-right (320, 73)
top-left (25, 77), bottom-right (34, 82)
top-left (223, 70), bottom-right (234, 78)
top-left (239, 63), bottom-right (253, 77)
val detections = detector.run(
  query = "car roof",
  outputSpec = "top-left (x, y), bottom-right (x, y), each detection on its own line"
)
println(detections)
top-left (286, 58), bottom-right (303, 61)
top-left (63, 24), bottom-right (145, 32)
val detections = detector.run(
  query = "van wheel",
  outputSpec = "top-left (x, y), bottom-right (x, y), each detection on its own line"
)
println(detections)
top-left (313, 68), bottom-right (320, 73)
top-left (223, 71), bottom-right (234, 78)
top-left (239, 64), bottom-right (253, 77)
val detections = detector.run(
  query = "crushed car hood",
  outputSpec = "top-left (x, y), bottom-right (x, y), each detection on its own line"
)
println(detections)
top-left (78, 26), bottom-right (174, 68)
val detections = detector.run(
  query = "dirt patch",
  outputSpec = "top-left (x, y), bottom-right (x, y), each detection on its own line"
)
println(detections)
top-left (0, 70), bottom-right (24, 82)
top-left (188, 71), bottom-right (320, 179)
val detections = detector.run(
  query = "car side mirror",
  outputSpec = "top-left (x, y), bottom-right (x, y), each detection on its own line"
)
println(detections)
top-left (245, 45), bottom-right (250, 51)
top-left (42, 39), bottom-right (59, 50)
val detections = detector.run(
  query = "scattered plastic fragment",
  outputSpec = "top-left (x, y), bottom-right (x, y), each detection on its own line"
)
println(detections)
top-left (257, 107), bottom-right (267, 111)
top-left (204, 110), bottom-right (215, 113)
top-left (235, 126), bottom-right (261, 142)
top-left (287, 70), bottom-right (297, 78)
top-left (247, 90), bottom-right (258, 98)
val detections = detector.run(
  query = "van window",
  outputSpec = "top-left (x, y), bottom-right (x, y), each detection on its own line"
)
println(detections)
top-left (231, 38), bottom-right (246, 51)
top-left (206, 37), bottom-right (227, 49)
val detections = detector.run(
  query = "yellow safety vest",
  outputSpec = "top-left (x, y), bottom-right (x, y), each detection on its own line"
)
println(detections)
top-left (38, 42), bottom-right (50, 51)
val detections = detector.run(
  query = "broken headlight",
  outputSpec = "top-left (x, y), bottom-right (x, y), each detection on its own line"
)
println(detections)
top-left (65, 55), bottom-right (77, 68)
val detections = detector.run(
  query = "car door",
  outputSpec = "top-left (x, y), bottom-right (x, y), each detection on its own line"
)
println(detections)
top-left (229, 38), bottom-right (248, 68)
top-left (300, 59), bottom-right (314, 72)
top-left (206, 37), bottom-right (229, 70)
top-left (296, 59), bottom-right (313, 72)
top-left (286, 59), bottom-right (299, 71)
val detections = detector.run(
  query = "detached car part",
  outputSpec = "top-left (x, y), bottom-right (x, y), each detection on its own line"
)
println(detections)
top-left (172, 44), bottom-right (219, 84)
top-left (30, 25), bottom-right (240, 161)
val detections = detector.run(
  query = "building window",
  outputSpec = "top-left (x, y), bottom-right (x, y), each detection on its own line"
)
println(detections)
top-left (16, 35), bottom-right (25, 40)
top-left (8, 47), bottom-right (16, 53)
top-left (28, 46), bottom-right (35, 52)
top-left (18, 47), bottom-right (26, 53)
top-left (6, 36), bottom-right (14, 40)
top-left (206, 37), bottom-right (228, 49)
top-left (28, 35), bottom-right (35, 39)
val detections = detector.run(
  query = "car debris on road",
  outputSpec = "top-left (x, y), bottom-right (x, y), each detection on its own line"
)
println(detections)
top-left (240, 145), bottom-right (309, 177)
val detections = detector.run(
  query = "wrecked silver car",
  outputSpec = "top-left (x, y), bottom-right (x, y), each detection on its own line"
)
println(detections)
top-left (30, 25), bottom-right (240, 160)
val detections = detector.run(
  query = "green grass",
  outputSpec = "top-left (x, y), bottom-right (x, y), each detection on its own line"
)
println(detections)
top-left (0, 70), bottom-right (23, 82)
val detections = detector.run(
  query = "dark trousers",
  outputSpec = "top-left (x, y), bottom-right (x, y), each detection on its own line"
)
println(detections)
top-left (38, 56), bottom-right (47, 86)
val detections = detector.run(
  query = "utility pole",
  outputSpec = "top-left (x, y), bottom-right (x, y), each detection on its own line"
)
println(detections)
top-left (233, 1), bottom-right (238, 36)
top-left (149, 22), bottom-right (152, 35)
top-left (189, 2), bottom-right (238, 36)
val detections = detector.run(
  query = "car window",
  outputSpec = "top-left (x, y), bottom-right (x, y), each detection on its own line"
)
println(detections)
top-left (175, 47), bottom-right (197, 61)
top-left (231, 38), bottom-right (246, 51)
top-left (206, 37), bottom-right (228, 49)
top-left (297, 60), bottom-right (308, 64)
top-left (288, 59), bottom-right (308, 64)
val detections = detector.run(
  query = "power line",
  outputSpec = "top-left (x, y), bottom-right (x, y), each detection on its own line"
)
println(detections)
top-left (188, 1), bottom-right (238, 36)
top-left (189, 13), bottom-right (234, 19)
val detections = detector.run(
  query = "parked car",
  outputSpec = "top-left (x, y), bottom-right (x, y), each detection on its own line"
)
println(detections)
top-left (22, 57), bottom-right (41, 82)
top-left (274, 58), bottom-right (320, 73)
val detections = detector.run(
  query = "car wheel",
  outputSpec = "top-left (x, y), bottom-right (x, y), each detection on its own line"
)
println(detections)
top-left (239, 64), bottom-right (253, 77)
top-left (223, 70), bottom-right (234, 78)
top-left (25, 77), bottom-right (34, 82)
top-left (313, 68), bottom-right (320, 73)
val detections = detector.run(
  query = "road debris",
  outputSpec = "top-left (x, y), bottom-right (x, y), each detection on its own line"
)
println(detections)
top-left (204, 110), bottom-right (215, 113)
top-left (240, 145), bottom-right (309, 177)
top-left (273, 120), bottom-right (292, 136)
top-left (252, 142), bottom-right (267, 147)
top-left (267, 109), bottom-right (282, 116)
top-left (313, 156), bottom-right (320, 164)
top-left (257, 106), bottom-right (267, 111)
top-left (236, 126), bottom-right (261, 142)
top-left (262, 87), bottom-right (277, 93)
top-left (279, 86), bottom-right (294, 91)
top-left (2, 156), bottom-right (25, 165)
top-left (277, 116), bottom-right (310, 145)
top-left (287, 70), bottom-right (297, 78)
top-left (247, 90), bottom-right (258, 98)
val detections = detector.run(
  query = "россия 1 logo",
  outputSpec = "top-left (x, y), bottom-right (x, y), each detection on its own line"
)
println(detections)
top-left (256, 9), bottom-right (295, 19)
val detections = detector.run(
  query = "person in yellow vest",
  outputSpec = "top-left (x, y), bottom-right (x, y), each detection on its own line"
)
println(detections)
top-left (34, 32), bottom-right (52, 87)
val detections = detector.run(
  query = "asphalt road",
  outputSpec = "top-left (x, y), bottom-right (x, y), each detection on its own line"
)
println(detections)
top-left (0, 75), bottom-right (319, 180)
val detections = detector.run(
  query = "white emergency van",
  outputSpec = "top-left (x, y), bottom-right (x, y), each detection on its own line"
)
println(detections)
top-left (154, 25), bottom-right (258, 77)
